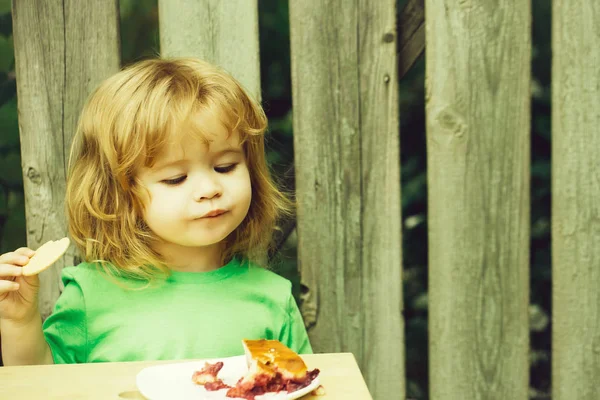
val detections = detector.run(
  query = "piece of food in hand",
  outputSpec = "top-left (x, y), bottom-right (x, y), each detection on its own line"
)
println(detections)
top-left (22, 237), bottom-right (70, 276)
top-left (192, 339), bottom-right (320, 400)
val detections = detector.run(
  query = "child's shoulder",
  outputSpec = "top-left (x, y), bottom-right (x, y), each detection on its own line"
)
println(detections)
top-left (237, 263), bottom-right (295, 312)
top-left (61, 261), bottom-right (105, 280)
top-left (59, 261), bottom-right (127, 289)
top-left (245, 263), bottom-right (290, 285)
top-left (238, 262), bottom-right (293, 297)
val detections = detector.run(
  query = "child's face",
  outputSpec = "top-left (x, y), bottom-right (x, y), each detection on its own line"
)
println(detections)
top-left (137, 115), bottom-right (252, 265)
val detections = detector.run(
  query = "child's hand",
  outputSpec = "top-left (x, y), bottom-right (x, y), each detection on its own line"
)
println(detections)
top-left (0, 247), bottom-right (41, 324)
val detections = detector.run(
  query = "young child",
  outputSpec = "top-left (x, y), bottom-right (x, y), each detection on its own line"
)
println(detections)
top-left (0, 58), bottom-right (311, 365)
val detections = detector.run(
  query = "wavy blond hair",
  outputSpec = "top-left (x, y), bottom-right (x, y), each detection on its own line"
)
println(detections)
top-left (66, 57), bottom-right (292, 281)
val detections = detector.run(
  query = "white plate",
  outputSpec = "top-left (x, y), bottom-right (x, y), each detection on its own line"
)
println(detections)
top-left (136, 355), bottom-right (320, 400)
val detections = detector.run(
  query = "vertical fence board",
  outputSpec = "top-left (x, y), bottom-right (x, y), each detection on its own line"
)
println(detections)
top-left (359, 1), bottom-right (404, 398)
top-left (158, 0), bottom-right (261, 99)
top-left (290, 1), bottom-right (403, 398)
top-left (12, 0), bottom-right (120, 318)
top-left (552, 2), bottom-right (600, 399)
top-left (426, 1), bottom-right (531, 399)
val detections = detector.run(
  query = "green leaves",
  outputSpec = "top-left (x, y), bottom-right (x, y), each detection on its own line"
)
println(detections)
top-left (0, 0), bottom-right (10, 15)
top-left (0, 34), bottom-right (13, 73)
top-left (0, 152), bottom-right (22, 187)
top-left (0, 97), bottom-right (19, 150)
top-left (0, 189), bottom-right (26, 253)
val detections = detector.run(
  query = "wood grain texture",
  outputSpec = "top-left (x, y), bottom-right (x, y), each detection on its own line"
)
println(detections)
top-left (12, 0), bottom-right (120, 318)
top-left (271, 0), bottom-right (426, 260)
top-left (289, 1), bottom-right (403, 398)
top-left (425, 1), bottom-right (531, 399)
top-left (552, 2), bottom-right (600, 399)
top-left (158, 0), bottom-right (261, 99)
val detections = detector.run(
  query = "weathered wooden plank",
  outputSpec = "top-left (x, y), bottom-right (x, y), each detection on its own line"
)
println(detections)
top-left (552, 1), bottom-right (600, 399)
top-left (158, 0), bottom-right (261, 99)
top-left (12, 0), bottom-right (120, 318)
top-left (290, 1), bottom-right (403, 398)
top-left (272, 0), bottom-right (426, 260)
top-left (359, 2), bottom-right (404, 398)
top-left (426, 0), bottom-right (531, 399)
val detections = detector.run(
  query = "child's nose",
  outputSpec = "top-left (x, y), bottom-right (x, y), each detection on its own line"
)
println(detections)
top-left (192, 177), bottom-right (222, 201)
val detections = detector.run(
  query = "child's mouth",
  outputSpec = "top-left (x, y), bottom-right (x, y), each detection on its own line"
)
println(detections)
top-left (199, 209), bottom-right (227, 218)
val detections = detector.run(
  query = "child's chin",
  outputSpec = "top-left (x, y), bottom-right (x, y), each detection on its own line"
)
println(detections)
top-left (181, 235), bottom-right (231, 248)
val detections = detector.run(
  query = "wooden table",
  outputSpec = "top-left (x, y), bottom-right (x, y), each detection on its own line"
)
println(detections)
top-left (0, 353), bottom-right (372, 399)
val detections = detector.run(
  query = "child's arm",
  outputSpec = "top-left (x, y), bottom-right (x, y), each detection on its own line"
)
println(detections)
top-left (0, 248), bottom-right (54, 365)
top-left (1, 315), bottom-right (53, 365)
top-left (280, 293), bottom-right (313, 354)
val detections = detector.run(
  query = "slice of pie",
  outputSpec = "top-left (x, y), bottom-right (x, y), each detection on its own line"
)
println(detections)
top-left (193, 339), bottom-right (320, 400)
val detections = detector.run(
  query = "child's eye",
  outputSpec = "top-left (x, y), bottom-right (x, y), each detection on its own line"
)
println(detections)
top-left (161, 175), bottom-right (187, 185)
top-left (214, 164), bottom-right (237, 173)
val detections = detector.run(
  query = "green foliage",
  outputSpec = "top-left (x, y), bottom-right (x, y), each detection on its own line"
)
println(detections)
top-left (258, 0), bottom-right (295, 184)
top-left (0, 34), bottom-right (13, 73)
top-left (0, 152), bottom-right (22, 186)
top-left (258, 0), bottom-right (298, 298)
top-left (0, 7), bottom-right (25, 252)
top-left (119, 0), bottom-right (159, 65)
top-left (0, 0), bottom-right (9, 15)
top-left (0, 97), bottom-right (19, 150)
top-left (0, 190), bottom-right (25, 253)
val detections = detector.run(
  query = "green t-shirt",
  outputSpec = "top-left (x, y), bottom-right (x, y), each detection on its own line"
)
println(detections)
top-left (42, 258), bottom-right (312, 364)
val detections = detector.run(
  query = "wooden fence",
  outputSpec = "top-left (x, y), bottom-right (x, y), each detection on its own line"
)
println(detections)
top-left (9, 0), bottom-right (600, 399)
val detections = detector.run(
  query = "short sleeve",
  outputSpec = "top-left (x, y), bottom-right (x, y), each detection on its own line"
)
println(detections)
top-left (42, 268), bottom-right (87, 364)
top-left (279, 294), bottom-right (313, 354)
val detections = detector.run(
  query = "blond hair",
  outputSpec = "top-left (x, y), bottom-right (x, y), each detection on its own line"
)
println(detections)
top-left (66, 58), bottom-right (292, 281)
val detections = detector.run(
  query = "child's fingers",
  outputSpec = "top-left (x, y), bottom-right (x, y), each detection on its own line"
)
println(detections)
top-left (0, 264), bottom-right (23, 278)
top-left (0, 252), bottom-right (31, 266)
top-left (0, 280), bottom-right (19, 292)
top-left (14, 247), bottom-right (35, 258)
